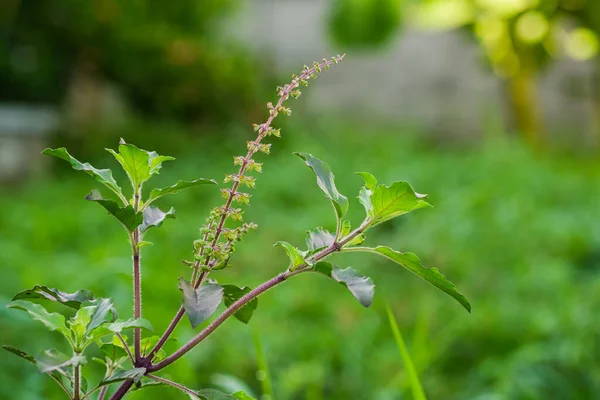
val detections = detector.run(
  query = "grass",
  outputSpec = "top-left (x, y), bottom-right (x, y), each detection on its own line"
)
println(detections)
top-left (1, 118), bottom-right (599, 399)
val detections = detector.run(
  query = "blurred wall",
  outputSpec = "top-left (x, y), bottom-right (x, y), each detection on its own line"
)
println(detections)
top-left (235, 0), bottom-right (596, 142)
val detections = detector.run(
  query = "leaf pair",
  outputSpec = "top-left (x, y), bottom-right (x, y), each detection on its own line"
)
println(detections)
top-left (43, 143), bottom-right (215, 233)
top-left (5, 286), bottom-right (154, 351)
top-left (179, 280), bottom-right (258, 328)
top-left (293, 152), bottom-right (471, 312)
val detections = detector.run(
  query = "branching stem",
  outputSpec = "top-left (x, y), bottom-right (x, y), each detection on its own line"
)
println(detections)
top-left (144, 57), bottom-right (343, 364)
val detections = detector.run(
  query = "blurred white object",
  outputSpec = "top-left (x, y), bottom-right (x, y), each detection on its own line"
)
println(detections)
top-left (0, 104), bottom-right (59, 182)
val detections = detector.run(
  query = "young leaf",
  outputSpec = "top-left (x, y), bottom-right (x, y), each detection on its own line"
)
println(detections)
top-left (101, 367), bottom-right (147, 386)
top-left (179, 279), bottom-right (224, 328)
top-left (356, 246), bottom-right (471, 312)
top-left (146, 179), bottom-right (217, 205)
top-left (355, 172), bottom-right (377, 189)
top-left (11, 285), bottom-right (94, 309)
top-left (36, 349), bottom-right (86, 374)
top-left (100, 343), bottom-right (128, 362)
top-left (107, 141), bottom-right (174, 189)
top-left (274, 241), bottom-right (307, 270)
top-left (140, 335), bottom-right (172, 361)
top-left (140, 206), bottom-right (176, 233)
top-left (42, 147), bottom-right (124, 200)
top-left (294, 153), bottom-right (348, 219)
top-left (85, 190), bottom-right (143, 232)
top-left (358, 179), bottom-right (431, 227)
top-left (83, 298), bottom-right (117, 334)
top-left (70, 305), bottom-right (95, 341)
top-left (6, 300), bottom-right (70, 338)
top-left (312, 262), bottom-right (375, 307)
top-left (107, 318), bottom-right (154, 334)
top-left (222, 285), bottom-right (258, 324)
top-left (305, 228), bottom-right (335, 252)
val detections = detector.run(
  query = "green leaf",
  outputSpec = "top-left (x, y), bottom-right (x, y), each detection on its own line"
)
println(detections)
top-left (7, 300), bottom-right (70, 338)
top-left (179, 279), bottom-right (224, 328)
top-left (70, 305), bottom-right (95, 341)
top-left (195, 389), bottom-right (257, 400)
top-left (222, 285), bottom-right (258, 324)
top-left (36, 349), bottom-right (86, 374)
top-left (359, 246), bottom-right (471, 312)
top-left (274, 241), bottom-right (307, 270)
top-left (107, 141), bottom-right (174, 189)
top-left (386, 305), bottom-right (427, 400)
top-left (305, 228), bottom-right (335, 252)
top-left (42, 147), bottom-right (124, 200)
top-left (312, 262), bottom-right (375, 307)
top-left (100, 343), bottom-right (128, 362)
top-left (141, 206), bottom-right (176, 233)
top-left (358, 178), bottom-right (431, 227)
top-left (294, 153), bottom-right (348, 219)
top-left (85, 190), bottom-right (143, 232)
top-left (147, 179), bottom-right (217, 205)
top-left (3, 346), bottom-right (76, 396)
top-left (139, 335), bottom-right (172, 361)
top-left (83, 298), bottom-right (117, 334)
top-left (341, 220), bottom-right (352, 236)
top-left (101, 367), bottom-right (147, 386)
top-left (107, 318), bottom-right (154, 334)
top-left (2, 345), bottom-right (35, 364)
top-left (11, 285), bottom-right (94, 309)
top-left (355, 172), bottom-right (377, 189)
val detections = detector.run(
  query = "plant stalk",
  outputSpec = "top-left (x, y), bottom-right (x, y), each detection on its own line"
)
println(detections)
top-left (132, 228), bottom-right (142, 363)
top-left (144, 57), bottom-right (343, 364)
top-left (73, 360), bottom-right (81, 400)
top-left (149, 221), bottom-right (367, 372)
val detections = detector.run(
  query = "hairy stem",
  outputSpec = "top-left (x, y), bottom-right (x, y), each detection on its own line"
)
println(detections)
top-left (145, 57), bottom-right (343, 364)
top-left (108, 380), bottom-right (133, 400)
top-left (73, 361), bottom-right (81, 400)
top-left (116, 332), bottom-right (135, 364)
top-left (147, 374), bottom-right (198, 396)
top-left (98, 386), bottom-right (108, 400)
top-left (149, 271), bottom-right (291, 371)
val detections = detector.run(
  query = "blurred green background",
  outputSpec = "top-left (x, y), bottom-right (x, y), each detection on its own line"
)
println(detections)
top-left (1, 0), bottom-right (600, 399)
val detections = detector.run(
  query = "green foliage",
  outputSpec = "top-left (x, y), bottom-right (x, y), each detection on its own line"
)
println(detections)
top-left (347, 246), bottom-right (471, 312)
top-left (7, 300), bottom-right (71, 339)
top-left (357, 176), bottom-right (432, 227)
top-left (2, 57), bottom-right (471, 399)
top-left (107, 141), bottom-right (175, 191)
top-left (11, 285), bottom-right (94, 309)
top-left (274, 241), bottom-right (308, 271)
top-left (179, 279), bottom-right (224, 329)
top-left (294, 152), bottom-right (349, 220)
top-left (312, 262), bottom-right (375, 307)
top-left (85, 190), bottom-right (142, 232)
top-left (42, 148), bottom-right (125, 202)
top-left (1, 122), bottom-right (598, 399)
top-left (222, 285), bottom-right (258, 325)
top-left (147, 179), bottom-right (216, 205)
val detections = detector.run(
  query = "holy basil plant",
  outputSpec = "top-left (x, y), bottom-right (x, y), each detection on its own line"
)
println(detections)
top-left (3, 54), bottom-right (470, 400)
